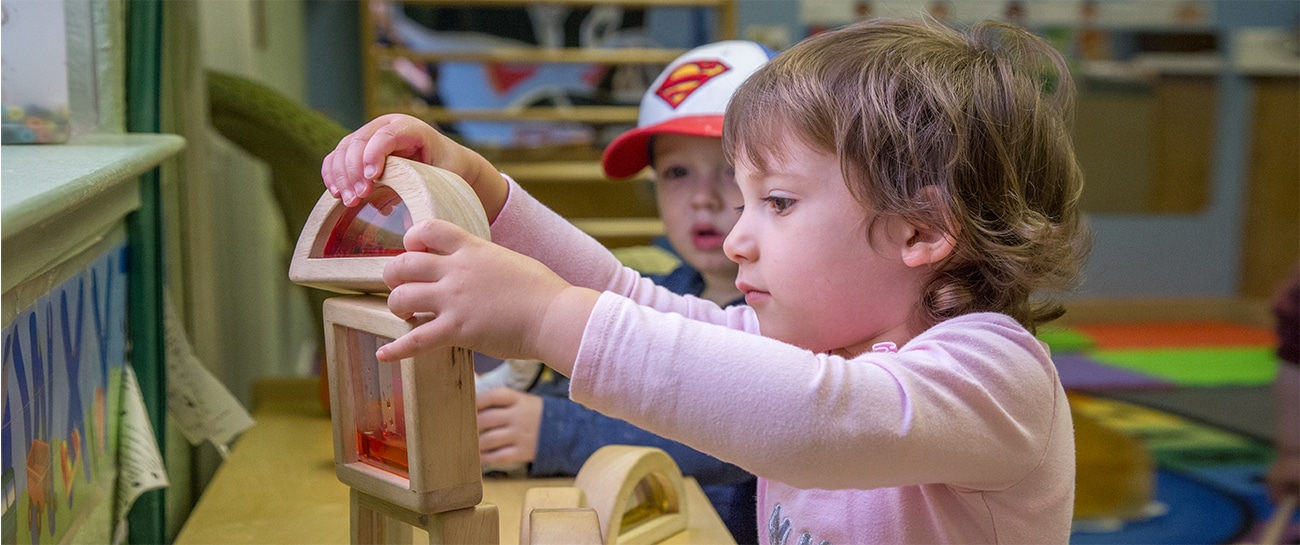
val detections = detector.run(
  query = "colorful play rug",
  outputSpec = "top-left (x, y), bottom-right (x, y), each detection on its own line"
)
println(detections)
top-left (1041, 321), bottom-right (1281, 390)
top-left (1045, 321), bottom-right (1298, 544)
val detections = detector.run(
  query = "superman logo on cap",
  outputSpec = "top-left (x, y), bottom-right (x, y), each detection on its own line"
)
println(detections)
top-left (655, 60), bottom-right (731, 108)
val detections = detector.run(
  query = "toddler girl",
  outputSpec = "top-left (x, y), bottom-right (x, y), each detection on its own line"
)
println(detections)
top-left (323, 17), bottom-right (1090, 544)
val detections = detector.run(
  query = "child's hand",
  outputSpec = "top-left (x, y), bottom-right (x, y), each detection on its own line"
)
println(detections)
top-left (321, 113), bottom-right (441, 206)
top-left (320, 114), bottom-right (510, 220)
top-left (476, 387), bottom-right (543, 466)
top-left (377, 218), bottom-right (599, 371)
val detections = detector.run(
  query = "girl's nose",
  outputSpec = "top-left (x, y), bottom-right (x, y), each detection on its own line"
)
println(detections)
top-left (724, 212), bottom-right (754, 264)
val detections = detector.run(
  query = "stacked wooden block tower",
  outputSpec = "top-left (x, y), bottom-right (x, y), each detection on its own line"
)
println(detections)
top-left (288, 157), bottom-right (694, 545)
top-left (290, 157), bottom-right (499, 544)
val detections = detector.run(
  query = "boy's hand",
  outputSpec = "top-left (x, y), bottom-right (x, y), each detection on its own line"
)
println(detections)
top-left (320, 113), bottom-right (509, 220)
top-left (476, 387), bottom-right (543, 466)
top-left (378, 219), bottom-right (599, 372)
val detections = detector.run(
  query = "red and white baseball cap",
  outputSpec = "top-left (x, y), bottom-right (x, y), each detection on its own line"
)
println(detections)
top-left (601, 40), bottom-right (776, 180)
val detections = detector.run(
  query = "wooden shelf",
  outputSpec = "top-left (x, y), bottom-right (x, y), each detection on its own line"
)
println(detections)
top-left (570, 217), bottom-right (665, 248)
top-left (362, 0), bottom-right (735, 130)
top-left (570, 217), bottom-right (664, 237)
top-left (375, 45), bottom-right (689, 65)
top-left (395, 0), bottom-right (732, 8)
top-left (361, 0), bottom-right (734, 248)
top-left (404, 104), bottom-right (640, 124)
top-left (500, 161), bottom-right (648, 183)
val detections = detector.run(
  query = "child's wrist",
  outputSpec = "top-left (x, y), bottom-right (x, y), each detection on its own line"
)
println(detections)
top-left (456, 143), bottom-right (508, 223)
top-left (534, 286), bottom-right (601, 377)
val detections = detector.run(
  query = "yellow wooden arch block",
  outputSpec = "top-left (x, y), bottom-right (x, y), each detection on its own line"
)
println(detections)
top-left (573, 446), bottom-right (688, 545)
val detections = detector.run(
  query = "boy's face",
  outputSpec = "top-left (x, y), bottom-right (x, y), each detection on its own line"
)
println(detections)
top-left (650, 134), bottom-right (743, 284)
top-left (724, 138), bottom-right (923, 357)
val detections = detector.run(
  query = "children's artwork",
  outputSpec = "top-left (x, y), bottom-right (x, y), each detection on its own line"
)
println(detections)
top-left (2, 245), bottom-right (129, 544)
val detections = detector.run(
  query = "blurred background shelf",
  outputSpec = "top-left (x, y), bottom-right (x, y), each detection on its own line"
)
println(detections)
top-left (360, 0), bottom-right (735, 247)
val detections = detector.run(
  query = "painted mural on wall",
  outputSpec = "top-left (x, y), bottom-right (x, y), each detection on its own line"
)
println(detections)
top-left (2, 244), bottom-right (128, 544)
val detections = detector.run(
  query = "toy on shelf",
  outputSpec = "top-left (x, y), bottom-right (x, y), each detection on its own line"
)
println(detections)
top-left (290, 156), bottom-right (497, 544)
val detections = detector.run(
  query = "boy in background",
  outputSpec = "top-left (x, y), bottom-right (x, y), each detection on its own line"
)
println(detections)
top-left (474, 40), bottom-right (774, 544)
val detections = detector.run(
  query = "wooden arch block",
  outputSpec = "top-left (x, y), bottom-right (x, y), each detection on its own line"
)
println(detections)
top-left (289, 156), bottom-right (490, 295)
top-left (573, 446), bottom-right (688, 545)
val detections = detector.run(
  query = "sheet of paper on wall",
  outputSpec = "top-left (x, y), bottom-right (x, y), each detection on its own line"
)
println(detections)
top-left (162, 293), bottom-right (255, 451)
top-left (112, 365), bottom-right (170, 545)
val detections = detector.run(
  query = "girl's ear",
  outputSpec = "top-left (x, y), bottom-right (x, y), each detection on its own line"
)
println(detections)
top-left (900, 223), bottom-right (955, 268)
top-left (899, 185), bottom-right (956, 268)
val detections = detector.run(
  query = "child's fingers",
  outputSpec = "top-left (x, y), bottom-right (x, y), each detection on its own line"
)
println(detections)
top-left (403, 218), bottom-right (472, 256)
top-left (477, 403), bottom-right (515, 433)
top-left (334, 146), bottom-right (358, 203)
top-left (342, 132), bottom-right (378, 205)
top-left (476, 387), bottom-right (517, 411)
top-left (478, 425), bottom-right (519, 454)
top-left (321, 148), bottom-right (340, 198)
top-left (385, 279), bottom-right (446, 323)
top-left (359, 114), bottom-right (440, 186)
top-left (376, 319), bottom-right (447, 362)
top-left (360, 119), bottom-right (406, 179)
top-left (322, 131), bottom-right (374, 205)
top-left (323, 137), bottom-right (356, 199)
top-left (480, 444), bottom-right (524, 467)
top-left (379, 221), bottom-right (465, 290)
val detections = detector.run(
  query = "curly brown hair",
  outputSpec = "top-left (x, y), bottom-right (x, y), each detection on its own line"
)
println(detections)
top-left (723, 17), bottom-right (1091, 333)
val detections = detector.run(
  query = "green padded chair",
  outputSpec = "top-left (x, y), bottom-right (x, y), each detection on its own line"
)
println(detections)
top-left (206, 70), bottom-right (349, 400)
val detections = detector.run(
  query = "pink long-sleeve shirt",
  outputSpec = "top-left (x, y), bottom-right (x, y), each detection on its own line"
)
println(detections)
top-left (490, 179), bottom-right (1076, 544)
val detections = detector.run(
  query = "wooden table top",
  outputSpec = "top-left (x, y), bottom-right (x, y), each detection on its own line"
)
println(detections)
top-left (174, 378), bottom-right (735, 545)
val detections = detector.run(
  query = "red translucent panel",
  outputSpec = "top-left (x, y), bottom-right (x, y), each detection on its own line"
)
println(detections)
top-left (344, 327), bottom-right (409, 477)
top-left (323, 186), bottom-right (411, 257)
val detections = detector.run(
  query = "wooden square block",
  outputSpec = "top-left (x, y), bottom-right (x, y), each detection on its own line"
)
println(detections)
top-left (351, 489), bottom-right (500, 545)
top-left (324, 295), bottom-right (482, 514)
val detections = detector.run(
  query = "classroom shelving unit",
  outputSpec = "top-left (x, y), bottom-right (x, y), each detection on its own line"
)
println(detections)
top-left (359, 0), bottom-right (737, 247)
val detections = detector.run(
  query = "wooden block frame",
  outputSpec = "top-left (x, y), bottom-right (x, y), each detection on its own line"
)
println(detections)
top-left (324, 295), bottom-right (482, 514)
top-left (290, 156), bottom-right (490, 295)
top-left (519, 487), bottom-right (588, 545)
top-left (528, 508), bottom-right (604, 545)
top-left (573, 446), bottom-right (688, 545)
top-left (351, 489), bottom-right (500, 545)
